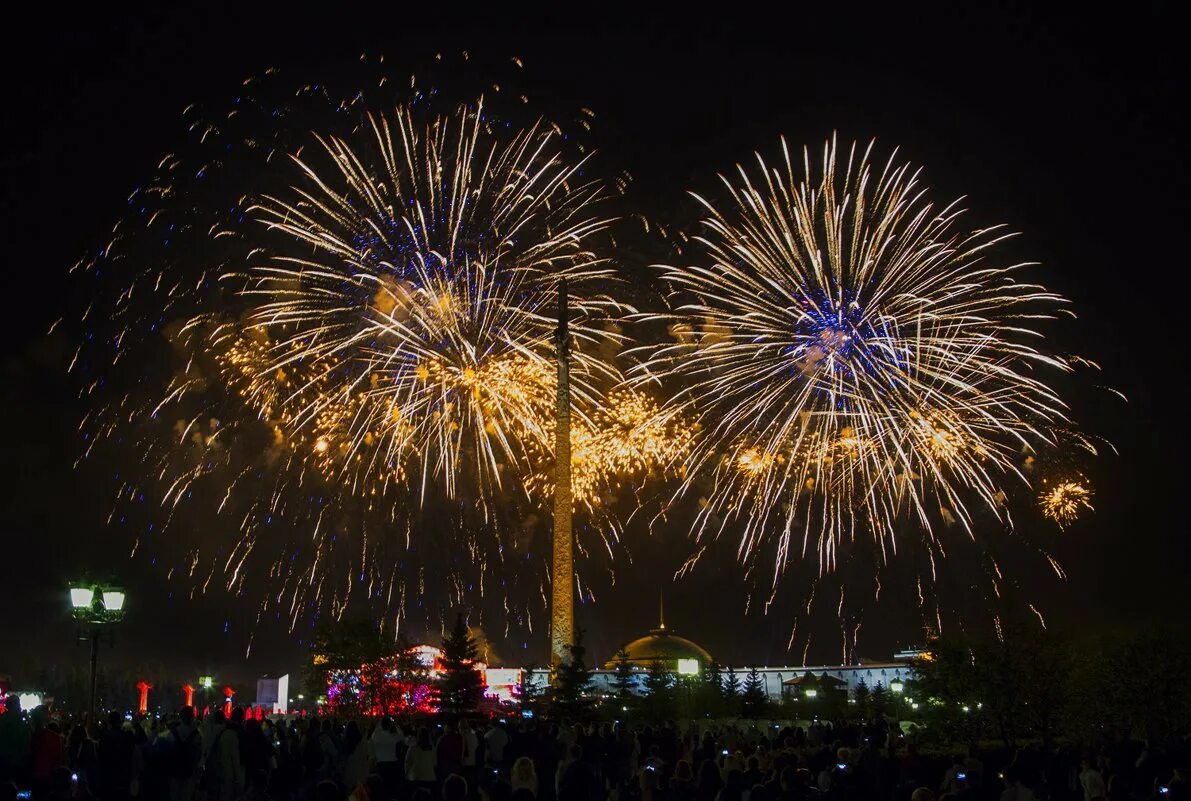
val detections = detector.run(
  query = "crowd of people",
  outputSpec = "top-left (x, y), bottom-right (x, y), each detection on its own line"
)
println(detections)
top-left (1, 694), bottom-right (1187, 801)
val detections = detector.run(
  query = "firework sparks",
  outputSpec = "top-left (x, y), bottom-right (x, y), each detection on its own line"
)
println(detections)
top-left (646, 136), bottom-right (1082, 584)
top-left (71, 70), bottom-right (649, 631)
top-left (1040, 479), bottom-right (1094, 527)
top-left (230, 101), bottom-right (631, 506)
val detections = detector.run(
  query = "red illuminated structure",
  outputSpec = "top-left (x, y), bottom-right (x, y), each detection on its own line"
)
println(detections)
top-left (136, 680), bottom-right (152, 714)
top-left (182, 684), bottom-right (195, 708)
top-left (223, 686), bottom-right (235, 718)
top-left (322, 645), bottom-right (465, 716)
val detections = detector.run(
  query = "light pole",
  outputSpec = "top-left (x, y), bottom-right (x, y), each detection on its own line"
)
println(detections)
top-left (890, 679), bottom-right (904, 721)
top-left (199, 675), bottom-right (215, 715)
top-left (69, 583), bottom-right (126, 723)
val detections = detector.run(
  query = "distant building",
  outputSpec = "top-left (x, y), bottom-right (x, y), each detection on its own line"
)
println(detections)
top-left (522, 598), bottom-right (918, 701)
top-left (256, 674), bottom-right (290, 714)
top-left (603, 597), bottom-right (711, 675)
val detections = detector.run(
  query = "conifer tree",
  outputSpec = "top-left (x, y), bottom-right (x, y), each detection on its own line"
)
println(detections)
top-left (741, 666), bottom-right (769, 718)
top-left (435, 613), bottom-right (486, 719)
top-left (641, 658), bottom-right (677, 723)
top-left (550, 628), bottom-right (595, 721)
top-left (611, 648), bottom-right (638, 711)
top-left (723, 666), bottom-right (742, 712)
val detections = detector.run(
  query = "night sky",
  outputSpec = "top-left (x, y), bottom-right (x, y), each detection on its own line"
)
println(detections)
top-left (1, 4), bottom-right (1186, 688)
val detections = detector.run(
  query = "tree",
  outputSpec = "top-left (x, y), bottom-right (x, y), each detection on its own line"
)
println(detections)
top-left (700, 660), bottom-right (725, 717)
top-left (640, 659), bottom-right (676, 723)
top-left (740, 667), bottom-right (769, 718)
top-left (550, 628), bottom-right (595, 721)
top-left (719, 661), bottom-right (738, 714)
top-left (390, 634), bottom-right (432, 715)
top-left (514, 666), bottom-right (543, 717)
top-left (909, 622), bottom-right (1069, 747)
top-left (1065, 630), bottom-right (1191, 743)
top-left (305, 619), bottom-right (388, 715)
top-left (610, 649), bottom-right (638, 713)
top-left (853, 678), bottom-right (871, 718)
top-left (870, 682), bottom-right (889, 718)
top-left (435, 613), bottom-right (486, 720)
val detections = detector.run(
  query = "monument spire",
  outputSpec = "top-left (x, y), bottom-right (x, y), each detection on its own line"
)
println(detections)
top-left (550, 280), bottom-right (573, 667)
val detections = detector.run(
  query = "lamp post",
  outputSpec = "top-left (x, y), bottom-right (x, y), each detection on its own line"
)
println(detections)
top-left (803, 686), bottom-right (817, 718)
top-left (69, 582), bottom-right (127, 723)
top-left (890, 679), bottom-right (904, 722)
top-left (199, 676), bottom-right (214, 715)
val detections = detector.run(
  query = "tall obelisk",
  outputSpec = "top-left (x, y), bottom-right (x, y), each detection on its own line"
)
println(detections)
top-left (550, 280), bottom-right (573, 667)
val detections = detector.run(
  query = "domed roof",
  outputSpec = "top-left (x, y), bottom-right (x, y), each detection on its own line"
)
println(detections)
top-left (605, 594), bottom-right (713, 668)
top-left (619, 629), bottom-right (712, 666)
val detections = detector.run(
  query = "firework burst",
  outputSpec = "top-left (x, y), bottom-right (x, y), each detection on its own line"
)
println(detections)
top-left (222, 101), bottom-right (628, 505)
top-left (646, 137), bottom-right (1082, 586)
top-left (1039, 479), bottom-right (1094, 527)
top-left (68, 67), bottom-right (673, 636)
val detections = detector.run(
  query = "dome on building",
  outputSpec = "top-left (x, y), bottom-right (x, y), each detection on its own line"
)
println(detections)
top-left (604, 596), bottom-right (712, 670)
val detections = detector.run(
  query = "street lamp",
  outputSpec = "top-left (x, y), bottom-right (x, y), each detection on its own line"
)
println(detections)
top-left (890, 680), bottom-right (905, 720)
top-left (197, 676), bottom-right (215, 712)
top-left (69, 581), bottom-right (127, 723)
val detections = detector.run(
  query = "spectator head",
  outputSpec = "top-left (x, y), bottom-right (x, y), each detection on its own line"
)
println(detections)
top-left (724, 769), bottom-right (745, 792)
top-left (674, 760), bottom-right (693, 782)
top-left (697, 759), bottom-right (723, 792)
top-left (231, 706), bottom-right (245, 724)
top-left (180, 706), bottom-right (195, 724)
top-left (443, 774), bottom-right (468, 801)
top-left (747, 756), bottom-right (760, 771)
top-left (512, 756), bottom-right (536, 783)
top-left (417, 726), bottom-right (432, 750)
top-left (412, 789), bottom-right (433, 801)
top-left (910, 789), bottom-right (936, 801)
top-left (481, 779), bottom-right (512, 801)
top-left (316, 779), bottom-right (346, 801)
top-left (511, 790), bottom-right (535, 801)
top-left (750, 785), bottom-right (769, 801)
top-left (568, 743), bottom-right (582, 761)
top-left (108, 710), bottom-right (122, 728)
top-left (0, 781), bottom-right (16, 801)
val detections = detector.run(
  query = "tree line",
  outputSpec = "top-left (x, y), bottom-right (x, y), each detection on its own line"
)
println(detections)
top-left (906, 623), bottom-right (1191, 747)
